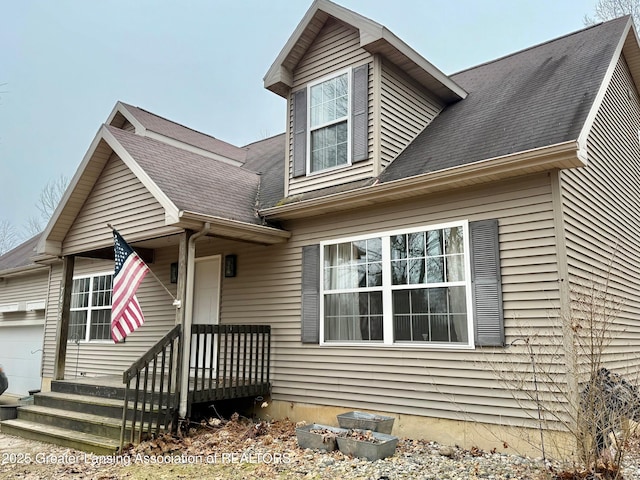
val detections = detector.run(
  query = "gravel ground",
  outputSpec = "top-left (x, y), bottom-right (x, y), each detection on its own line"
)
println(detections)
top-left (1, 416), bottom-right (639, 479)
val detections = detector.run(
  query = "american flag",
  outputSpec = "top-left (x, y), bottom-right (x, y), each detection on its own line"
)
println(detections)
top-left (111, 229), bottom-right (150, 343)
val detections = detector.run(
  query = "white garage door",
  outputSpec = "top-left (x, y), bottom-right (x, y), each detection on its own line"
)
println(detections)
top-left (0, 325), bottom-right (44, 397)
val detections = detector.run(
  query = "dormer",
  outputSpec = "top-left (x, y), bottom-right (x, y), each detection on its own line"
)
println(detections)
top-left (264, 0), bottom-right (467, 199)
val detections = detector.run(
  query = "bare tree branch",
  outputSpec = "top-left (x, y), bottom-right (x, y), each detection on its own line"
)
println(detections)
top-left (36, 174), bottom-right (68, 222)
top-left (584, 0), bottom-right (640, 26)
top-left (0, 220), bottom-right (18, 255)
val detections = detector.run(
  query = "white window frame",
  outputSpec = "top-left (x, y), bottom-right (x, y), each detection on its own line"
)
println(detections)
top-left (319, 220), bottom-right (475, 349)
top-left (306, 68), bottom-right (352, 175)
top-left (69, 271), bottom-right (114, 343)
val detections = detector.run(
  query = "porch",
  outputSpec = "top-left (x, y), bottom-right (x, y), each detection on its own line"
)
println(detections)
top-left (0, 323), bottom-right (271, 453)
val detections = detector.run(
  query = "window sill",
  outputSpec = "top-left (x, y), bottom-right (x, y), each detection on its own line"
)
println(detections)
top-left (319, 341), bottom-right (475, 351)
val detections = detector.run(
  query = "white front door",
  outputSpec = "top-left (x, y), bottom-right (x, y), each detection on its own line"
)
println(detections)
top-left (191, 256), bottom-right (221, 373)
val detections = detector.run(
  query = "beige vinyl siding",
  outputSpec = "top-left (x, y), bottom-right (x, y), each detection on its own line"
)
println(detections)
top-left (42, 248), bottom-right (179, 378)
top-left (287, 18), bottom-right (375, 197)
top-left (42, 263), bottom-right (62, 378)
top-left (560, 55), bottom-right (640, 372)
top-left (0, 269), bottom-right (49, 326)
top-left (379, 60), bottom-right (443, 169)
top-left (62, 153), bottom-right (175, 255)
top-left (292, 18), bottom-right (371, 89)
top-left (204, 173), bottom-right (564, 426)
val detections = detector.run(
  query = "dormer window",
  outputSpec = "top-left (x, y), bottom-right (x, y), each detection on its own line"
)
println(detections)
top-left (309, 71), bottom-right (350, 173)
top-left (292, 64), bottom-right (369, 179)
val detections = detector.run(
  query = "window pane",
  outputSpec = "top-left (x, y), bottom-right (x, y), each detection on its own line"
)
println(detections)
top-left (391, 260), bottom-right (407, 284)
top-left (426, 257), bottom-right (444, 283)
top-left (390, 235), bottom-right (406, 260)
top-left (325, 240), bottom-right (382, 290)
top-left (368, 238), bottom-right (382, 261)
top-left (449, 286), bottom-right (467, 313)
top-left (393, 290), bottom-right (410, 314)
top-left (310, 122), bottom-right (348, 172)
top-left (451, 315), bottom-right (468, 343)
top-left (445, 226), bottom-right (464, 254)
top-left (90, 309), bottom-right (111, 341)
top-left (311, 84), bottom-right (323, 107)
top-left (335, 73), bottom-right (348, 96)
top-left (93, 275), bottom-right (113, 307)
top-left (68, 311), bottom-right (87, 342)
top-left (410, 288), bottom-right (429, 313)
top-left (446, 254), bottom-right (464, 282)
top-left (408, 232), bottom-right (425, 257)
top-left (358, 292), bottom-right (383, 341)
top-left (336, 141), bottom-right (348, 166)
top-left (408, 258), bottom-right (425, 284)
top-left (367, 262), bottom-right (382, 287)
top-left (427, 230), bottom-right (443, 256)
top-left (71, 278), bottom-right (90, 309)
top-left (429, 288), bottom-right (447, 313)
top-left (430, 315), bottom-right (449, 342)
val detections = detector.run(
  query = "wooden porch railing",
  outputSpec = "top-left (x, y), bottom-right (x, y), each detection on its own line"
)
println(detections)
top-left (120, 325), bottom-right (182, 450)
top-left (190, 324), bottom-right (271, 405)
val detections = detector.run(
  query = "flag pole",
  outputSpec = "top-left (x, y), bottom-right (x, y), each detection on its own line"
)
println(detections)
top-left (108, 224), bottom-right (182, 308)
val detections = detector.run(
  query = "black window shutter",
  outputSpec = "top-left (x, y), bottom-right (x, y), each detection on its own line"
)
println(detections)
top-left (351, 64), bottom-right (368, 163)
top-left (301, 244), bottom-right (320, 344)
top-left (470, 219), bottom-right (505, 347)
top-left (293, 89), bottom-right (307, 178)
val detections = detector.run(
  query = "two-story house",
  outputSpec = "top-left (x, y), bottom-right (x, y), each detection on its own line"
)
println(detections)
top-left (2, 0), bottom-right (640, 456)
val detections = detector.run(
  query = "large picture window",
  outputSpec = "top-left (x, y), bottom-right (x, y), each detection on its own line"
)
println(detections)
top-left (320, 222), bottom-right (473, 347)
top-left (308, 71), bottom-right (350, 173)
top-left (69, 273), bottom-right (113, 342)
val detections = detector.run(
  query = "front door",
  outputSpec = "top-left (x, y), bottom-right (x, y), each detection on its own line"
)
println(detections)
top-left (191, 255), bottom-right (221, 373)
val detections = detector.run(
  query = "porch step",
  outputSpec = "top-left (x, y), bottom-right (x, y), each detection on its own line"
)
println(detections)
top-left (35, 391), bottom-right (124, 419)
top-left (51, 379), bottom-right (126, 400)
top-left (0, 419), bottom-right (119, 455)
top-left (0, 387), bottom-right (166, 454)
top-left (17, 405), bottom-right (123, 440)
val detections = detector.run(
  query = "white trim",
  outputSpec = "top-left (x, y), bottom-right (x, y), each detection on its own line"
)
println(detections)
top-left (263, 0), bottom-right (466, 101)
top-left (0, 320), bottom-right (45, 327)
top-left (69, 271), bottom-right (114, 343)
top-left (25, 300), bottom-right (46, 312)
top-left (319, 219), bottom-right (473, 348)
top-left (577, 18), bottom-right (632, 162)
top-left (306, 69), bottom-right (352, 175)
top-left (262, 140), bottom-right (582, 220)
top-left (101, 126), bottom-right (182, 224)
top-left (0, 303), bottom-right (20, 313)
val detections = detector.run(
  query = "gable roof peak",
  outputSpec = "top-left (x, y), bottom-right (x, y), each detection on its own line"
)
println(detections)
top-left (264, 0), bottom-right (466, 103)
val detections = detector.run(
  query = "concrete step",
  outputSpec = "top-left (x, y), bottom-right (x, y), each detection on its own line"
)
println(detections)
top-left (17, 405), bottom-right (124, 440)
top-left (35, 391), bottom-right (124, 420)
top-left (51, 380), bottom-right (126, 400)
top-left (0, 419), bottom-right (120, 455)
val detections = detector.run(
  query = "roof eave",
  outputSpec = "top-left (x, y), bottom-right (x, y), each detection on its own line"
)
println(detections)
top-left (0, 263), bottom-right (48, 278)
top-left (260, 141), bottom-right (583, 220)
top-left (177, 211), bottom-right (291, 245)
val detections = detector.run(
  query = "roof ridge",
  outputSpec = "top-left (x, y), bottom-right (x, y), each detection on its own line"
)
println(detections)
top-left (451, 16), bottom-right (629, 77)
top-left (121, 102), bottom-right (247, 152)
top-left (242, 132), bottom-right (286, 148)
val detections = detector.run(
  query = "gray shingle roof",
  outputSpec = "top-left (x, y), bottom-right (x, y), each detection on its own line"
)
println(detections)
top-left (107, 126), bottom-right (262, 225)
top-left (120, 103), bottom-right (248, 163)
top-left (379, 17), bottom-right (629, 183)
top-left (242, 134), bottom-right (286, 209)
top-left (0, 234), bottom-right (42, 272)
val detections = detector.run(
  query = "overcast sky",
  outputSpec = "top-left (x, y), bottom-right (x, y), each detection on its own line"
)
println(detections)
top-left (1, 0), bottom-right (601, 238)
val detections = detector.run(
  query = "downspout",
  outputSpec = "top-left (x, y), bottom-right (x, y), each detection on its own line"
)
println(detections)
top-left (178, 222), bottom-right (210, 418)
